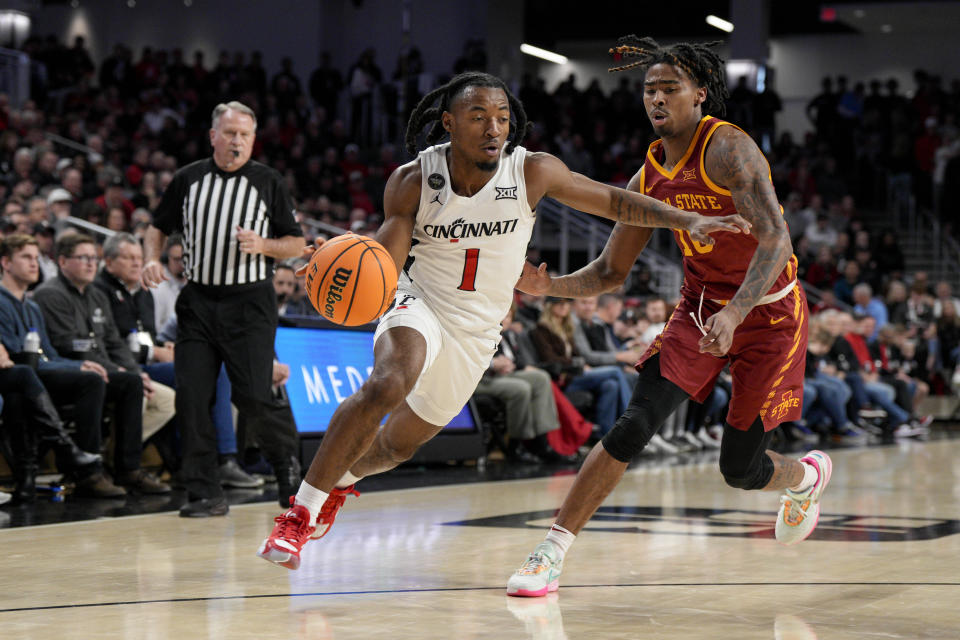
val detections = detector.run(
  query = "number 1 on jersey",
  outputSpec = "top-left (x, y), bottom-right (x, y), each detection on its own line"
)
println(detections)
top-left (457, 248), bottom-right (480, 291)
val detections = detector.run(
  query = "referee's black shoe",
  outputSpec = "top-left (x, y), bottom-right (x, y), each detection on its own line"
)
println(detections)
top-left (179, 496), bottom-right (229, 517)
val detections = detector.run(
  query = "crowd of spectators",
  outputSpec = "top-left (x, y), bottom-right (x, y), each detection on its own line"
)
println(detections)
top-left (2, 33), bottom-right (960, 504)
top-left (8, 35), bottom-right (960, 250)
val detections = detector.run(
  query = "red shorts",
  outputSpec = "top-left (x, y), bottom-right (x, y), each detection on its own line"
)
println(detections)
top-left (637, 284), bottom-right (809, 431)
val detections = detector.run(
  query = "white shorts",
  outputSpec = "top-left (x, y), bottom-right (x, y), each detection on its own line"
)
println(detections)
top-left (374, 289), bottom-right (498, 425)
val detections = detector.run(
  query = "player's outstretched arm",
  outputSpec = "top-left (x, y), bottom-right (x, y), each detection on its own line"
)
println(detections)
top-left (517, 172), bottom-right (654, 298)
top-left (525, 152), bottom-right (750, 243)
top-left (374, 160), bottom-right (421, 274)
top-left (696, 126), bottom-right (793, 357)
top-left (704, 126), bottom-right (792, 323)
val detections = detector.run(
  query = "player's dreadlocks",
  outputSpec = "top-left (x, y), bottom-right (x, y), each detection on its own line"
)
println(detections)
top-left (404, 71), bottom-right (531, 155)
top-left (608, 35), bottom-right (729, 117)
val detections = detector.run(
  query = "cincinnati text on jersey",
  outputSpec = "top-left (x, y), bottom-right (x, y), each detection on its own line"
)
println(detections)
top-left (422, 217), bottom-right (521, 240)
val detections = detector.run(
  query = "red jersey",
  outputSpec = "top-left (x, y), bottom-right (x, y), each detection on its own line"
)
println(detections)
top-left (641, 116), bottom-right (798, 302)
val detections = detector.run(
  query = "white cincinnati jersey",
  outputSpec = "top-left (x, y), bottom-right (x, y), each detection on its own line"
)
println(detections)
top-left (401, 142), bottom-right (536, 337)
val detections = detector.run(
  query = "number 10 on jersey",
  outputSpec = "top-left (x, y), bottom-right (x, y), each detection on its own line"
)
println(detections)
top-left (674, 229), bottom-right (715, 256)
top-left (457, 248), bottom-right (480, 291)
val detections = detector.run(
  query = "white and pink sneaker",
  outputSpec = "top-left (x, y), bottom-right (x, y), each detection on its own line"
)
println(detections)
top-left (775, 450), bottom-right (833, 546)
top-left (507, 542), bottom-right (563, 597)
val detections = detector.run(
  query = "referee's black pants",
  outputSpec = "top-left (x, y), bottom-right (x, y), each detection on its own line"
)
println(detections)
top-left (175, 281), bottom-right (282, 500)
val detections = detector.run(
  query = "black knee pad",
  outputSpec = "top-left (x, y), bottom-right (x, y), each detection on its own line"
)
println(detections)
top-left (601, 406), bottom-right (660, 463)
top-left (601, 354), bottom-right (688, 463)
top-left (718, 423), bottom-right (775, 490)
top-left (719, 453), bottom-right (773, 490)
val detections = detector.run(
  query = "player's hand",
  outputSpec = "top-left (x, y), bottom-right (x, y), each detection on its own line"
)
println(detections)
top-left (237, 226), bottom-right (266, 255)
top-left (141, 260), bottom-right (167, 289)
top-left (698, 306), bottom-right (740, 357)
top-left (686, 214), bottom-right (751, 246)
top-left (81, 360), bottom-right (109, 382)
top-left (515, 261), bottom-right (551, 295)
top-left (294, 240), bottom-right (328, 277)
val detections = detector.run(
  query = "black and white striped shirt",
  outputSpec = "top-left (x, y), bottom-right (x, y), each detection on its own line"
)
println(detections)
top-left (153, 159), bottom-right (302, 287)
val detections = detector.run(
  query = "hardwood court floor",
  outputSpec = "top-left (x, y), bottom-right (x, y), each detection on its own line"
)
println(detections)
top-left (2, 437), bottom-right (959, 639)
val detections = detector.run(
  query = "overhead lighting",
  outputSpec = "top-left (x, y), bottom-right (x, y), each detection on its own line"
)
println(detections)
top-left (520, 43), bottom-right (568, 65)
top-left (881, 24), bottom-right (893, 33)
top-left (706, 15), bottom-right (734, 33)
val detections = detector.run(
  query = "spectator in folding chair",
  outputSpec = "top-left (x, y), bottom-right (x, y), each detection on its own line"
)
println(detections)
top-left (824, 311), bottom-right (919, 439)
top-left (528, 297), bottom-right (633, 438)
top-left (475, 305), bottom-right (574, 464)
top-left (0, 233), bottom-right (124, 498)
top-left (0, 342), bottom-right (101, 501)
top-left (33, 233), bottom-right (170, 494)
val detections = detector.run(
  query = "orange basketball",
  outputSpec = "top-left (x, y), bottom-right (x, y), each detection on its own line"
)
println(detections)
top-left (304, 234), bottom-right (398, 326)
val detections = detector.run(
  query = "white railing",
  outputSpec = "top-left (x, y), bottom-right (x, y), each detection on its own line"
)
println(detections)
top-left (887, 172), bottom-right (960, 288)
top-left (298, 217), bottom-right (349, 239)
top-left (43, 131), bottom-right (97, 156)
top-left (64, 216), bottom-right (115, 238)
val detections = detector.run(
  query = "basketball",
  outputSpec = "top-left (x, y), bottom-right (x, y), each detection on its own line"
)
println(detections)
top-left (304, 234), bottom-right (398, 326)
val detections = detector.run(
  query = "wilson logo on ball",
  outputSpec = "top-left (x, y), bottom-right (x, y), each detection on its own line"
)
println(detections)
top-left (323, 267), bottom-right (353, 318)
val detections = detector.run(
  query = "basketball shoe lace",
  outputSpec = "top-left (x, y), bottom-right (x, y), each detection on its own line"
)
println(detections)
top-left (313, 484), bottom-right (360, 539)
top-left (779, 490), bottom-right (811, 526)
top-left (517, 542), bottom-right (560, 577)
top-left (274, 502), bottom-right (316, 544)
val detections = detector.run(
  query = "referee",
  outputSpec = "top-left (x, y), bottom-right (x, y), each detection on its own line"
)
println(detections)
top-left (142, 101), bottom-right (305, 517)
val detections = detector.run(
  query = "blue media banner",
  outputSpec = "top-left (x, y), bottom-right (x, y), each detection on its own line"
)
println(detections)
top-left (274, 326), bottom-right (477, 434)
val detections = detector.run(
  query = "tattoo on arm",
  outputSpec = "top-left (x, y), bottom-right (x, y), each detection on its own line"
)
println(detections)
top-left (548, 224), bottom-right (630, 297)
top-left (707, 128), bottom-right (792, 321)
top-left (609, 190), bottom-right (694, 228)
top-left (549, 264), bottom-right (608, 297)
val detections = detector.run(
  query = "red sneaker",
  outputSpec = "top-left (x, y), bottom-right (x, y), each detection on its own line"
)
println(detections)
top-left (256, 497), bottom-right (316, 570)
top-left (312, 484), bottom-right (360, 539)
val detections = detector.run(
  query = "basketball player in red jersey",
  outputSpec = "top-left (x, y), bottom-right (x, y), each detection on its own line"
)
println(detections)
top-left (257, 71), bottom-right (749, 570)
top-left (507, 37), bottom-right (832, 597)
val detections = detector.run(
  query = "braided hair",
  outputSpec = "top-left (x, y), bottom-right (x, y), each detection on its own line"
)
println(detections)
top-left (404, 71), bottom-right (531, 155)
top-left (608, 35), bottom-right (729, 117)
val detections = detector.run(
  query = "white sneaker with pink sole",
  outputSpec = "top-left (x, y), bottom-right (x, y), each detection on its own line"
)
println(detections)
top-left (775, 450), bottom-right (833, 546)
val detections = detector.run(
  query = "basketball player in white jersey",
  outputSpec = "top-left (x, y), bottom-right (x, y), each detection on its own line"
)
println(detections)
top-left (257, 72), bottom-right (750, 569)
